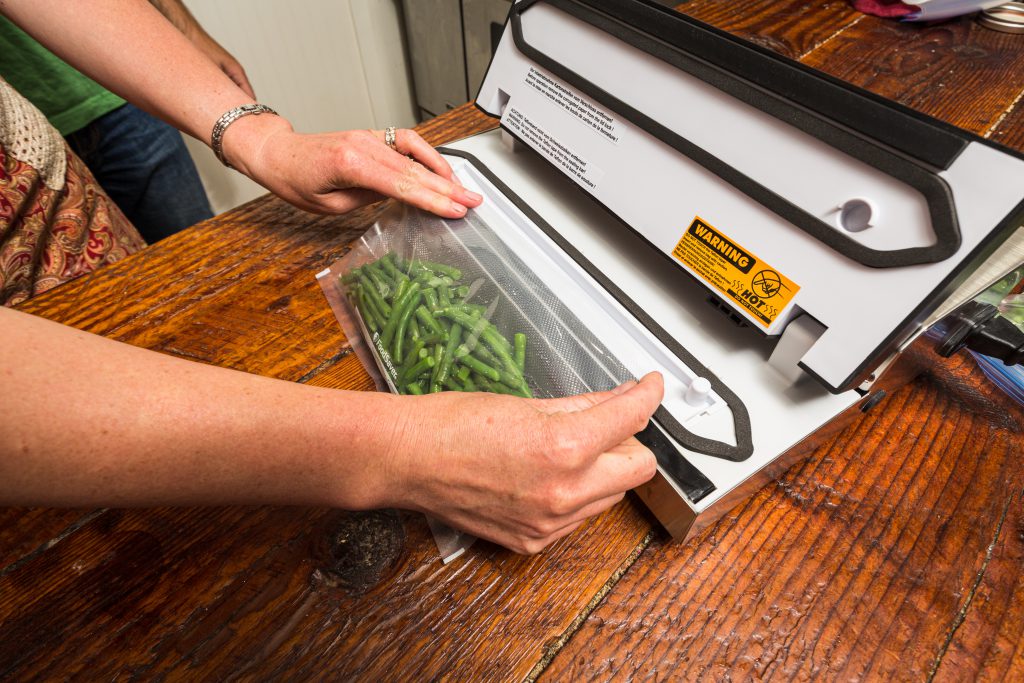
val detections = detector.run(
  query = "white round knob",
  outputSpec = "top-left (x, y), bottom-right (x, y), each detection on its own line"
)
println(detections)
top-left (685, 377), bottom-right (712, 406)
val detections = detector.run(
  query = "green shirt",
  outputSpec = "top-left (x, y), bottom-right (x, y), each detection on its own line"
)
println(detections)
top-left (0, 16), bottom-right (125, 135)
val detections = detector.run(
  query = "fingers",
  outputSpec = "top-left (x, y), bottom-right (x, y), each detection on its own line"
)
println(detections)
top-left (548, 492), bottom-right (626, 532)
top-left (316, 188), bottom-right (386, 214)
top-left (391, 157), bottom-right (483, 210)
top-left (355, 129), bottom-right (481, 217)
top-left (394, 129), bottom-right (454, 180)
top-left (546, 372), bottom-right (664, 462)
top-left (231, 66), bottom-right (256, 99)
top-left (578, 438), bottom-right (658, 502)
top-left (531, 379), bottom-right (638, 414)
top-left (513, 492), bottom-right (627, 553)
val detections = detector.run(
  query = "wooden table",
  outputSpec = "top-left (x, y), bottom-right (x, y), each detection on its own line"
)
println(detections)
top-left (4, 3), bottom-right (1024, 680)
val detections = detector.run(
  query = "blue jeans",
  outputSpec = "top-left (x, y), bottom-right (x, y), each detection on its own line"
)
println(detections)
top-left (66, 103), bottom-right (213, 244)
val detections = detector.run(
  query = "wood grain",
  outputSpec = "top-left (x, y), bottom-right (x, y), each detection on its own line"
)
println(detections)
top-left (678, 0), bottom-right (863, 59)
top-left (988, 90), bottom-right (1024, 152)
top-left (544, 354), bottom-right (1024, 680)
top-left (800, 14), bottom-right (1024, 134)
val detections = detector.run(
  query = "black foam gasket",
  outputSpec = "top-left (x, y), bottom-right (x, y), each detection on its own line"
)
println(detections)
top-left (509, 0), bottom-right (963, 268)
top-left (439, 147), bottom-right (754, 476)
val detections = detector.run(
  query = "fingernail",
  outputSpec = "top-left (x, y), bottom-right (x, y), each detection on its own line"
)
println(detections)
top-left (451, 202), bottom-right (467, 215)
top-left (465, 190), bottom-right (483, 203)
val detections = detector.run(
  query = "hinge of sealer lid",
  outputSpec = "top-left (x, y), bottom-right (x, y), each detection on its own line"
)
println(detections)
top-left (768, 314), bottom-right (826, 385)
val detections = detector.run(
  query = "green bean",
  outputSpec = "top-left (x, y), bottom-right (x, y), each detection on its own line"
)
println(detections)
top-left (355, 256), bottom-right (536, 399)
top-left (380, 253), bottom-right (407, 284)
top-left (443, 376), bottom-right (465, 392)
top-left (362, 284), bottom-right (389, 327)
top-left (415, 305), bottom-right (447, 338)
top-left (514, 333), bottom-right (526, 373)
top-left (381, 282), bottom-right (421, 348)
top-left (398, 340), bottom-right (426, 377)
top-left (445, 303), bottom-right (486, 317)
top-left (456, 350), bottom-right (500, 382)
top-left (416, 274), bottom-right (452, 289)
top-left (467, 337), bottom-right (500, 366)
top-left (392, 291), bottom-right (422, 363)
top-left (499, 369), bottom-right (527, 390)
top-left (423, 288), bottom-right (439, 311)
top-left (471, 373), bottom-right (494, 392)
top-left (358, 275), bottom-right (392, 317)
top-left (399, 355), bottom-right (435, 384)
top-left (434, 324), bottom-right (462, 388)
top-left (406, 259), bottom-right (437, 279)
top-left (413, 333), bottom-right (445, 346)
top-left (420, 260), bottom-right (462, 280)
top-left (393, 278), bottom-right (409, 305)
top-left (387, 252), bottom-right (406, 273)
top-left (365, 262), bottom-right (393, 296)
top-left (356, 287), bottom-right (385, 332)
top-left (490, 380), bottom-right (532, 398)
top-left (440, 309), bottom-right (517, 374)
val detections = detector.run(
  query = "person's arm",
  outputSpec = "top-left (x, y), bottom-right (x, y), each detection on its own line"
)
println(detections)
top-left (0, 0), bottom-right (480, 218)
top-left (149, 0), bottom-right (256, 99)
top-left (0, 307), bottom-right (661, 554)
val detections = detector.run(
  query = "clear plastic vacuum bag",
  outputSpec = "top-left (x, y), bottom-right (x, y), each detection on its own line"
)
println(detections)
top-left (317, 202), bottom-right (637, 562)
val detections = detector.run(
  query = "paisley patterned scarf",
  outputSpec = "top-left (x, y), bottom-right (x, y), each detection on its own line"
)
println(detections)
top-left (0, 77), bottom-right (145, 307)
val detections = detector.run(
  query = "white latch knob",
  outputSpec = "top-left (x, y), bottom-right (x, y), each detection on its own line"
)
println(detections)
top-left (685, 377), bottom-right (712, 406)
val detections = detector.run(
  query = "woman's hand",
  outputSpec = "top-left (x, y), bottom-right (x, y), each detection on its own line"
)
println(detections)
top-left (227, 119), bottom-right (483, 218)
top-left (375, 372), bottom-right (664, 554)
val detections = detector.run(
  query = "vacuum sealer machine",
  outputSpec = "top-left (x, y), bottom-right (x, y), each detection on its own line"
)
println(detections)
top-left (429, 0), bottom-right (1024, 541)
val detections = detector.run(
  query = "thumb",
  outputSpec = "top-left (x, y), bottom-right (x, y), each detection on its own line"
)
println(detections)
top-left (532, 378), bottom-right (638, 414)
top-left (546, 372), bottom-right (664, 460)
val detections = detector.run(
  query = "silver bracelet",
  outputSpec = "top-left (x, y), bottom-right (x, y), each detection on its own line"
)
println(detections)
top-left (210, 103), bottom-right (278, 168)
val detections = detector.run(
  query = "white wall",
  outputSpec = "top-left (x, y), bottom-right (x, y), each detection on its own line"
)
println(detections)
top-left (182, 0), bottom-right (418, 213)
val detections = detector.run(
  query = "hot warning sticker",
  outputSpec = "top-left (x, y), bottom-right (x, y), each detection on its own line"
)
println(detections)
top-left (672, 217), bottom-right (799, 328)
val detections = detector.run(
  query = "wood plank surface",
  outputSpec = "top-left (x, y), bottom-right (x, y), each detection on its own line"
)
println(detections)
top-left (545, 353), bottom-right (1024, 680)
top-left (544, 7), bottom-right (1024, 682)
top-left (3, 4), bottom-right (1024, 682)
top-left (800, 13), bottom-right (1024, 133)
top-left (989, 90), bottom-right (1024, 151)
top-left (679, 0), bottom-right (863, 59)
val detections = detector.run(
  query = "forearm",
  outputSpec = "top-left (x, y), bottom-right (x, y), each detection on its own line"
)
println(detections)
top-left (0, 0), bottom-right (478, 217)
top-left (0, 307), bottom-right (399, 509)
top-left (0, 0), bottom-right (281, 160)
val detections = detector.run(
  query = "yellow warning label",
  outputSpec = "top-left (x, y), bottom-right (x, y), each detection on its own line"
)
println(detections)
top-left (672, 216), bottom-right (799, 328)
